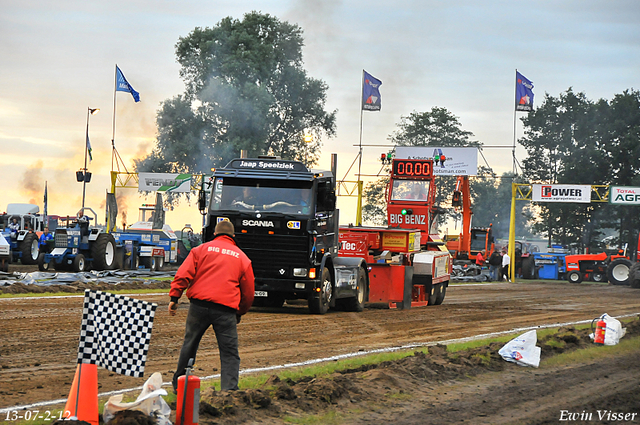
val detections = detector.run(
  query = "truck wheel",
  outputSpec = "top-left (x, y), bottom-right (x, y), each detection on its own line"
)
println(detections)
top-left (567, 271), bottom-right (583, 283)
top-left (591, 273), bottom-right (605, 282)
top-left (345, 269), bottom-right (366, 312)
top-left (91, 234), bottom-right (116, 270)
top-left (521, 256), bottom-right (535, 279)
top-left (308, 267), bottom-right (332, 314)
top-left (20, 233), bottom-right (39, 265)
top-left (434, 284), bottom-right (447, 305)
top-left (629, 262), bottom-right (640, 289)
top-left (607, 258), bottom-right (633, 285)
top-left (73, 254), bottom-right (86, 272)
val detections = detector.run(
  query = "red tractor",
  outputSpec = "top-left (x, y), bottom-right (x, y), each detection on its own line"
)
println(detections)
top-left (564, 233), bottom-right (640, 286)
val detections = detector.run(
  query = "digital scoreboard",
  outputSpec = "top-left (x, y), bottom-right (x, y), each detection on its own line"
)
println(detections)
top-left (391, 159), bottom-right (433, 179)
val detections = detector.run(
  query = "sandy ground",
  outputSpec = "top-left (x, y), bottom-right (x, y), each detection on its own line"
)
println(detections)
top-left (1, 274), bottom-right (640, 424)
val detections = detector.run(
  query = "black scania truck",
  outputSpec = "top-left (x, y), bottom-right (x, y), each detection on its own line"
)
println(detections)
top-left (201, 156), bottom-right (367, 314)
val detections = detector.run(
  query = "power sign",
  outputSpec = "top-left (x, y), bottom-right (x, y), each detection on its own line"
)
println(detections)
top-left (532, 184), bottom-right (591, 203)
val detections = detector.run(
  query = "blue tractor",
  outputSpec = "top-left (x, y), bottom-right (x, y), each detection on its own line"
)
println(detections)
top-left (39, 208), bottom-right (116, 272)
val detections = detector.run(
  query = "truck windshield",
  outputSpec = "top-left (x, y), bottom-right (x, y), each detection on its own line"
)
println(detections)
top-left (390, 180), bottom-right (430, 201)
top-left (210, 178), bottom-right (314, 215)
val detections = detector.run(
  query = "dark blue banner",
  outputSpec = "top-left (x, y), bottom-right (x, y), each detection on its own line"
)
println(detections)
top-left (515, 71), bottom-right (534, 112)
top-left (116, 65), bottom-right (140, 102)
top-left (362, 70), bottom-right (382, 111)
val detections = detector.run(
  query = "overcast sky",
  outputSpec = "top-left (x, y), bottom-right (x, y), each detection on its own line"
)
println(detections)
top-left (1, 0), bottom-right (639, 229)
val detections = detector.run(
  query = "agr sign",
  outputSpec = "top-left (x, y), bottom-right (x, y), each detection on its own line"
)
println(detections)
top-left (609, 186), bottom-right (640, 205)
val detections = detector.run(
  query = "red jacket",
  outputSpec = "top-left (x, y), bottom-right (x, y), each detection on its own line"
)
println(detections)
top-left (170, 235), bottom-right (255, 315)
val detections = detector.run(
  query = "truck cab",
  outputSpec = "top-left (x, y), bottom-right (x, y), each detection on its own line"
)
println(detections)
top-left (203, 158), bottom-right (366, 314)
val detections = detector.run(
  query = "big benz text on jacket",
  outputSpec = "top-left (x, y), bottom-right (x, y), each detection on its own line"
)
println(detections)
top-left (169, 234), bottom-right (255, 315)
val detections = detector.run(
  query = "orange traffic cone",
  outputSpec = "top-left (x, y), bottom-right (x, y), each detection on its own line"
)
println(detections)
top-left (64, 363), bottom-right (99, 425)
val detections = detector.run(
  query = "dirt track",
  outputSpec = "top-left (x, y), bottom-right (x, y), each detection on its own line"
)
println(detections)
top-left (1, 280), bottom-right (640, 423)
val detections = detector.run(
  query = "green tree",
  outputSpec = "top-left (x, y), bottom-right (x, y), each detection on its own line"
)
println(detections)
top-left (519, 88), bottom-right (640, 252)
top-left (136, 12), bottom-right (336, 174)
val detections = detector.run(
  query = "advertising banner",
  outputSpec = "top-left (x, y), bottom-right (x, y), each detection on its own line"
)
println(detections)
top-left (609, 186), bottom-right (640, 205)
top-left (532, 184), bottom-right (591, 203)
top-left (394, 146), bottom-right (478, 176)
top-left (138, 173), bottom-right (192, 193)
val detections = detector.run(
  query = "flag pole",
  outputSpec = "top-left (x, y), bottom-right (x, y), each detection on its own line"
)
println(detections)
top-left (512, 69), bottom-right (518, 175)
top-left (357, 70), bottom-right (365, 226)
top-left (111, 64), bottom-right (118, 173)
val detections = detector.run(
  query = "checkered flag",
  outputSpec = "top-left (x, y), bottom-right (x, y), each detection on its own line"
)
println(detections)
top-left (77, 290), bottom-right (157, 378)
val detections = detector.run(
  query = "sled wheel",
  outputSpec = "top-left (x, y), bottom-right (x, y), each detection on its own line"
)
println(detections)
top-left (345, 268), bottom-right (366, 312)
top-left (434, 284), bottom-right (447, 305)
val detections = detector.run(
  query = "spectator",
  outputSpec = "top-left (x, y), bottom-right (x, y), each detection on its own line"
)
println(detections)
top-left (501, 248), bottom-right (511, 282)
top-left (39, 227), bottom-right (53, 249)
top-left (169, 220), bottom-right (255, 392)
top-left (475, 249), bottom-right (486, 268)
top-left (488, 248), bottom-right (502, 281)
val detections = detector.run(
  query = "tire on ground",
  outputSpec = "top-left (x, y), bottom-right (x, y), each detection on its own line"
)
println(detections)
top-left (308, 266), bottom-right (332, 314)
top-left (607, 258), bottom-right (632, 286)
top-left (73, 254), bottom-right (86, 272)
top-left (91, 233), bottom-right (116, 270)
top-left (629, 262), bottom-right (640, 289)
top-left (567, 270), bottom-right (583, 284)
top-left (344, 268), bottom-right (366, 312)
top-left (38, 253), bottom-right (51, 271)
top-left (20, 233), bottom-right (39, 265)
top-left (434, 283), bottom-right (447, 305)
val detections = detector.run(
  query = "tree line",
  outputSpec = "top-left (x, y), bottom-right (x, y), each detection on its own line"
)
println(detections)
top-left (135, 12), bottom-right (640, 253)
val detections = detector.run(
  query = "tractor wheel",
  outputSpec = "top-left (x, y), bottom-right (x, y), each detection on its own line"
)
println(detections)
top-left (308, 267), bottom-right (332, 314)
top-left (607, 258), bottom-right (633, 286)
top-left (521, 256), bottom-right (535, 279)
top-left (567, 271), bottom-right (583, 284)
top-left (37, 253), bottom-right (51, 271)
top-left (141, 256), bottom-right (156, 271)
top-left (91, 233), bottom-right (116, 270)
top-left (591, 273), bottom-right (606, 282)
top-left (629, 262), bottom-right (640, 289)
top-left (73, 254), bottom-right (86, 272)
top-left (434, 284), bottom-right (447, 305)
top-left (20, 233), bottom-right (39, 265)
top-left (344, 268), bottom-right (366, 312)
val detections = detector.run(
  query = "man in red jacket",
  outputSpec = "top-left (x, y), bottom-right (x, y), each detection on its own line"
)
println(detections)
top-left (169, 220), bottom-right (254, 392)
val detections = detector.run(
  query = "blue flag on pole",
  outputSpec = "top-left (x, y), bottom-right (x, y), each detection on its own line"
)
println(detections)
top-left (515, 71), bottom-right (534, 112)
top-left (362, 70), bottom-right (382, 111)
top-left (116, 65), bottom-right (140, 102)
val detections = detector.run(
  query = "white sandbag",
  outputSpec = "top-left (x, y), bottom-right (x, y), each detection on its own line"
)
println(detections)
top-left (601, 313), bottom-right (626, 346)
top-left (103, 372), bottom-right (172, 425)
top-left (498, 329), bottom-right (541, 368)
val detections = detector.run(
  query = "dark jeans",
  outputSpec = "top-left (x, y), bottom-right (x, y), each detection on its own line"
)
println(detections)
top-left (501, 265), bottom-right (510, 281)
top-left (173, 300), bottom-right (240, 391)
